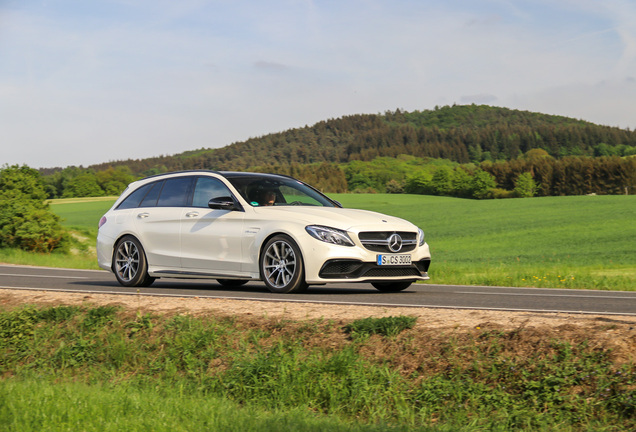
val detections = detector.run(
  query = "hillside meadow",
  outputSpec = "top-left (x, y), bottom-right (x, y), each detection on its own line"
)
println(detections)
top-left (0, 193), bottom-right (633, 290)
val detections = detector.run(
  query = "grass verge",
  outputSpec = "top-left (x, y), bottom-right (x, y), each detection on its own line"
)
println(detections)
top-left (0, 248), bottom-right (98, 270)
top-left (1, 304), bottom-right (634, 431)
top-left (1, 380), bottom-right (423, 432)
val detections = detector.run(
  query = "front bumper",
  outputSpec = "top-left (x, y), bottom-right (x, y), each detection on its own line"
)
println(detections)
top-left (319, 258), bottom-right (430, 281)
top-left (300, 235), bottom-right (432, 284)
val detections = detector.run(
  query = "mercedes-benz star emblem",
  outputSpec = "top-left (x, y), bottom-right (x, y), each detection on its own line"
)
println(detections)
top-left (388, 233), bottom-right (403, 252)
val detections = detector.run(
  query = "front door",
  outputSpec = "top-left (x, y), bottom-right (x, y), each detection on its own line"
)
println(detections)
top-left (179, 177), bottom-right (245, 275)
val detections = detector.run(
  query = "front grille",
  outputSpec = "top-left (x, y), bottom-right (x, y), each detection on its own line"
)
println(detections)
top-left (358, 231), bottom-right (417, 253)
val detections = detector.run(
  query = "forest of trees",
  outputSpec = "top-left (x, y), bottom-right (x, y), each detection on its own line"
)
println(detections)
top-left (40, 153), bottom-right (636, 200)
top-left (39, 105), bottom-right (636, 199)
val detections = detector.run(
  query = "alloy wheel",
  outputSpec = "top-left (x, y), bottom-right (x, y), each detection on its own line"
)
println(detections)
top-left (115, 239), bottom-right (140, 282)
top-left (263, 240), bottom-right (297, 289)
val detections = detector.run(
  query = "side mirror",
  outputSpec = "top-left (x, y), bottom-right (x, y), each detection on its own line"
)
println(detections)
top-left (208, 197), bottom-right (238, 211)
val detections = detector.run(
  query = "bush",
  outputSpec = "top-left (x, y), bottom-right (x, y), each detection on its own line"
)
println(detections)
top-left (491, 188), bottom-right (514, 199)
top-left (471, 169), bottom-right (497, 199)
top-left (404, 172), bottom-right (432, 195)
top-left (385, 179), bottom-right (404, 194)
top-left (62, 172), bottom-right (104, 198)
top-left (0, 165), bottom-right (69, 252)
top-left (514, 172), bottom-right (538, 198)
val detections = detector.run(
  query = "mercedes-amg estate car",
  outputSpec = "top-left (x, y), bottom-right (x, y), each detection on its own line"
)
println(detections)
top-left (97, 171), bottom-right (431, 293)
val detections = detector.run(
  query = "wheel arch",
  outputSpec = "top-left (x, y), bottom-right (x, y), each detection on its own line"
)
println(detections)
top-left (257, 231), bottom-right (307, 279)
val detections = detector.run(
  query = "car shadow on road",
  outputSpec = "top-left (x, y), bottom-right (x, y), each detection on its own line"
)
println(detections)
top-left (72, 280), bottom-right (399, 295)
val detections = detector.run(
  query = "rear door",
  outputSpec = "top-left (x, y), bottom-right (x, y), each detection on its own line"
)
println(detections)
top-left (133, 177), bottom-right (193, 269)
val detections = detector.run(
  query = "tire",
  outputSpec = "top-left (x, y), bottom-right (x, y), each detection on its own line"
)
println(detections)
top-left (260, 235), bottom-right (308, 293)
top-left (216, 279), bottom-right (249, 287)
top-left (113, 236), bottom-right (155, 287)
top-left (371, 281), bottom-right (412, 292)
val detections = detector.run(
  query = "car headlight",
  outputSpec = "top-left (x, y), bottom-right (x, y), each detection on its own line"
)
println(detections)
top-left (418, 228), bottom-right (426, 246)
top-left (306, 225), bottom-right (355, 247)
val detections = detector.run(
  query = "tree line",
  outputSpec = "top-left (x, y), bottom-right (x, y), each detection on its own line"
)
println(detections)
top-left (43, 166), bottom-right (138, 199)
top-left (481, 151), bottom-right (636, 197)
top-left (339, 152), bottom-right (636, 198)
top-left (40, 152), bottom-right (636, 200)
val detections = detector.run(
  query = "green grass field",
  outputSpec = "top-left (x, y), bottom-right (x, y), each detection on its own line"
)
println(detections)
top-left (2, 194), bottom-right (633, 290)
top-left (334, 194), bottom-right (636, 290)
top-left (48, 196), bottom-right (118, 237)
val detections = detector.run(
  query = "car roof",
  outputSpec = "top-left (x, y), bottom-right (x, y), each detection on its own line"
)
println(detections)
top-left (138, 170), bottom-right (292, 182)
top-left (218, 171), bottom-right (294, 180)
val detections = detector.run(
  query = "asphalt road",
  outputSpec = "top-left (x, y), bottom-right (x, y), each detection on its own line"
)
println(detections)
top-left (1, 264), bottom-right (635, 316)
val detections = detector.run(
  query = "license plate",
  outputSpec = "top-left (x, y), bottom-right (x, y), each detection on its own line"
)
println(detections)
top-left (377, 254), bottom-right (412, 266)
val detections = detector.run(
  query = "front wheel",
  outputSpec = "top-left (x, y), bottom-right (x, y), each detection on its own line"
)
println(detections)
top-left (260, 235), bottom-right (308, 293)
top-left (371, 281), bottom-right (412, 292)
top-left (113, 236), bottom-right (155, 287)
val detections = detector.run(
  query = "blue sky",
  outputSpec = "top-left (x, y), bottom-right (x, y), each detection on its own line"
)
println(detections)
top-left (1, 0), bottom-right (635, 168)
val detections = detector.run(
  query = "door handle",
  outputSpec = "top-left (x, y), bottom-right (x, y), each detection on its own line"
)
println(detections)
top-left (185, 211), bottom-right (199, 218)
top-left (137, 212), bottom-right (150, 219)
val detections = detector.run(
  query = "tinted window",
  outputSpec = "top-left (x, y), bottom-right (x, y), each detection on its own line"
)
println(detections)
top-left (192, 177), bottom-right (233, 207)
top-left (117, 183), bottom-right (152, 210)
top-left (157, 177), bottom-right (193, 207)
top-left (140, 181), bottom-right (163, 207)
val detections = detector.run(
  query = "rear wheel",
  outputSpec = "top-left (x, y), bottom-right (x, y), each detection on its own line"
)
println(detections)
top-left (371, 281), bottom-right (412, 292)
top-left (113, 236), bottom-right (155, 287)
top-left (260, 235), bottom-right (308, 293)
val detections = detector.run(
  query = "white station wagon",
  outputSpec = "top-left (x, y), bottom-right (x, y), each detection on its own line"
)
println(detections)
top-left (97, 171), bottom-right (431, 293)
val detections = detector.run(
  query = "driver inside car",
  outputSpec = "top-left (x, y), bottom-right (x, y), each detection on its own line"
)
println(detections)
top-left (261, 189), bottom-right (276, 206)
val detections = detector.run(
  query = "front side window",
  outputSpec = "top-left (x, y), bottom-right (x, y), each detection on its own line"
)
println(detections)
top-left (192, 177), bottom-right (233, 207)
top-left (226, 175), bottom-right (336, 207)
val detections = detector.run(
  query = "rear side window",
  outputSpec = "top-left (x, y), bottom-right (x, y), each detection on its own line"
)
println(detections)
top-left (140, 181), bottom-right (163, 207)
top-left (117, 183), bottom-right (152, 210)
top-left (157, 177), bottom-right (193, 207)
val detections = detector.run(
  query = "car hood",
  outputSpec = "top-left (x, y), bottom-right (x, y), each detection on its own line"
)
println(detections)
top-left (252, 206), bottom-right (417, 232)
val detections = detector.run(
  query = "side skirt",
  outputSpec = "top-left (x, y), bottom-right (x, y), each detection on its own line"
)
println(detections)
top-left (150, 270), bottom-right (258, 281)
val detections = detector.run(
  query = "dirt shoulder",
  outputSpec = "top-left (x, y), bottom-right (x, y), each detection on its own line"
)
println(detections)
top-left (2, 287), bottom-right (635, 331)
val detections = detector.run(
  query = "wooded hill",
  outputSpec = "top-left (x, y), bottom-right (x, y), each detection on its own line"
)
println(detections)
top-left (86, 104), bottom-right (636, 175)
top-left (39, 104), bottom-right (636, 198)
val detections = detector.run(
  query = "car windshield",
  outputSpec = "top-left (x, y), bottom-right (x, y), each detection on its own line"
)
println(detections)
top-left (224, 174), bottom-right (337, 207)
